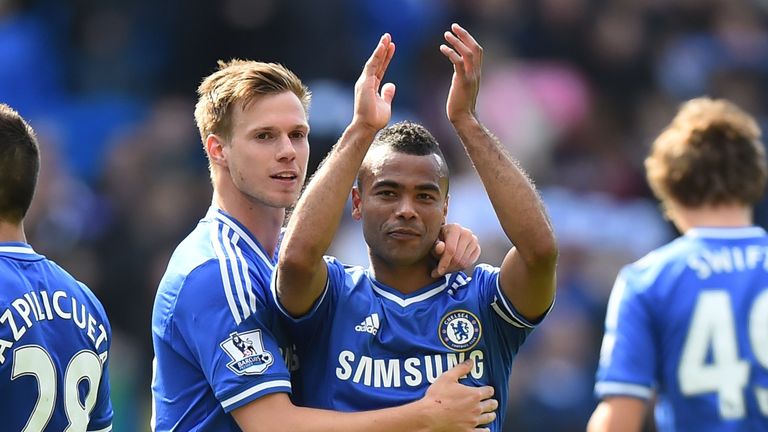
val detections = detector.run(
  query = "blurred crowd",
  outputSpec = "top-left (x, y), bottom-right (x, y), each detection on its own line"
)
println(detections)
top-left (3, 0), bottom-right (768, 430)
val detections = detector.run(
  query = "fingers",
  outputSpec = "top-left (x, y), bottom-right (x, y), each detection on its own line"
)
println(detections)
top-left (441, 23), bottom-right (483, 76)
top-left (480, 397), bottom-right (498, 413)
top-left (363, 33), bottom-right (390, 76)
top-left (441, 358), bottom-right (474, 381)
top-left (477, 384), bottom-right (495, 400)
top-left (379, 41), bottom-right (396, 81)
top-left (439, 43), bottom-right (464, 74)
top-left (451, 23), bottom-right (481, 53)
top-left (433, 229), bottom-right (459, 277)
top-left (380, 82), bottom-right (396, 105)
top-left (477, 410), bottom-right (497, 426)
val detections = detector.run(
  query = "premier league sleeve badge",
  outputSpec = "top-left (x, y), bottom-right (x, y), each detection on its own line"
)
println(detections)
top-left (220, 329), bottom-right (274, 375)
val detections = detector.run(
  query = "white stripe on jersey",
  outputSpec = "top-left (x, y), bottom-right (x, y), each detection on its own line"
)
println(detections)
top-left (491, 301), bottom-right (525, 328)
top-left (221, 379), bottom-right (292, 410)
top-left (595, 381), bottom-right (653, 400)
top-left (214, 211), bottom-right (275, 271)
top-left (270, 270), bottom-right (331, 321)
top-left (493, 279), bottom-right (535, 329)
top-left (371, 277), bottom-right (449, 308)
top-left (0, 245), bottom-right (36, 255)
top-left (88, 425), bottom-right (113, 432)
top-left (210, 223), bottom-right (243, 324)
top-left (686, 226), bottom-right (766, 239)
top-left (232, 234), bottom-right (258, 315)
top-left (221, 228), bottom-right (253, 321)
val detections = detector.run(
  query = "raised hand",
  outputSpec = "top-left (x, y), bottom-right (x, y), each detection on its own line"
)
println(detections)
top-left (419, 359), bottom-right (497, 431)
top-left (439, 24), bottom-right (483, 125)
top-left (432, 223), bottom-right (482, 278)
top-left (353, 33), bottom-right (397, 133)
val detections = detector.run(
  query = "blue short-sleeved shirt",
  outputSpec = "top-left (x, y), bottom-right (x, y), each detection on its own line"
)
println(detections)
top-left (275, 257), bottom-right (547, 431)
top-left (151, 207), bottom-right (292, 431)
top-left (596, 227), bottom-right (768, 432)
top-left (0, 243), bottom-right (113, 432)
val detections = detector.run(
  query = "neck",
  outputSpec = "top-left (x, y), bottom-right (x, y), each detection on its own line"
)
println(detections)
top-left (212, 186), bottom-right (285, 258)
top-left (368, 255), bottom-right (440, 294)
top-left (669, 203), bottom-right (753, 233)
top-left (0, 221), bottom-right (26, 243)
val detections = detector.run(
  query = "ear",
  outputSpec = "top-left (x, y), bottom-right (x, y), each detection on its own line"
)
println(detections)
top-left (351, 187), bottom-right (363, 221)
top-left (442, 193), bottom-right (450, 224)
top-left (206, 134), bottom-right (228, 169)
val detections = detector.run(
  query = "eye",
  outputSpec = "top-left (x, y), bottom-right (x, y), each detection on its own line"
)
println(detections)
top-left (255, 131), bottom-right (273, 140)
top-left (417, 193), bottom-right (437, 201)
top-left (376, 190), bottom-right (397, 198)
top-left (290, 130), bottom-right (307, 139)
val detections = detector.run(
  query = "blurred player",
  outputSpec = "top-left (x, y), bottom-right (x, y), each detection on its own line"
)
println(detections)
top-left (588, 97), bottom-right (768, 431)
top-left (150, 35), bottom-right (496, 431)
top-left (0, 104), bottom-right (113, 431)
top-left (275, 24), bottom-right (558, 432)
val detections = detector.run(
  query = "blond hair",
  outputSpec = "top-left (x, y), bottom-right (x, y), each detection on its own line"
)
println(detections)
top-left (646, 97), bottom-right (767, 208)
top-left (194, 59), bottom-right (311, 146)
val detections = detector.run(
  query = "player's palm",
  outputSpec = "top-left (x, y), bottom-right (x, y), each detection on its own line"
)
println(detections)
top-left (440, 24), bottom-right (483, 124)
top-left (353, 33), bottom-right (396, 132)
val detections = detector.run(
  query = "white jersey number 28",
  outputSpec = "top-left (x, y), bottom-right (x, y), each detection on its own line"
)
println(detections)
top-left (12, 346), bottom-right (103, 432)
top-left (678, 289), bottom-right (768, 419)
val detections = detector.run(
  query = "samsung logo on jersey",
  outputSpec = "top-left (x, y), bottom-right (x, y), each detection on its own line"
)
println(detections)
top-left (335, 349), bottom-right (484, 388)
top-left (0, 290), bottom-right (108, 365)
top-left (687, 245), bottom-right (768, 279)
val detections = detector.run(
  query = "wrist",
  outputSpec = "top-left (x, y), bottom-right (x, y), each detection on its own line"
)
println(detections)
top-left (450, 114), bottom-right (481, 131)
top-left (410, 395), bottom-right (443, 432)
top-left (348, 118), bottom-right (384, 138)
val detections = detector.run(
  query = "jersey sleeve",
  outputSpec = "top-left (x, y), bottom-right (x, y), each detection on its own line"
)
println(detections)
top-left (173, 261), bottom-right (291, 412)
top-left (594, 267), bottom-right (656, 401)
top-left (473, 264), bottom-right (550, 330)
top-left (87, 305), bottom-right (113, 432)
top-left (271, 255), bottom-right (345, 333)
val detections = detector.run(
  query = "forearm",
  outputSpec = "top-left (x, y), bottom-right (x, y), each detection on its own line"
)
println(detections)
top-left (452, 117), bottom-right (556, 262)
top-left (278, 123), bottom-right (377, 313)
top-left (283, 123), bottom-right (376, 258)
top-left (587, 399), bottom-right (646, 432)
top-left (234, 393), bottom-right (435, 432)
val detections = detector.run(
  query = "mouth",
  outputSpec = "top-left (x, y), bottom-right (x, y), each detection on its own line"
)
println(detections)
top-left (386, 228), bottom-right (421, 239)
top-left (270, 171), bottom-right (299, 183)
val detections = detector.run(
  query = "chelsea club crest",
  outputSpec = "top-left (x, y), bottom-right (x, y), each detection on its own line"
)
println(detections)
top-left (439, 310), bottom-right (482, 351)
top-left (220, 329), bottom-right (274, 375)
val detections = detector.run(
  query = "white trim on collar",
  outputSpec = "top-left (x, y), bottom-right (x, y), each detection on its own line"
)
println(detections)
top-left (686, 226), bottom-right (766, 239)
top-left (370, 277), bottom-right (449, 308)
top-left (0, 245), bottom-right (36, 255)
top-left (207, 207), bottom-right (274, 271)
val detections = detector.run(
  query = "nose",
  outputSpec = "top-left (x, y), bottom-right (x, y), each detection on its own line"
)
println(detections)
top-left (276, 134), bottom-right (297, 161)
top-left (395, 197), bottom-right (417, 220)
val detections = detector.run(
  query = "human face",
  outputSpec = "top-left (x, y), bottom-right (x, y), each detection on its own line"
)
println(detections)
top-left (222, 92), bottom-right (309, 209)
top-left (352, 147), bottom-right (449, 268)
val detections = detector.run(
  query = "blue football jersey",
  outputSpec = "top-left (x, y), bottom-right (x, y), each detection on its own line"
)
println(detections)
top-left (151, 207), bottom-right (294, 431)
top-left (274, 257), bottom-right (545, 432)
top-left (0, 243), bottom-right (113, 432)
top-left (596, 226), bottom-right (768, 432)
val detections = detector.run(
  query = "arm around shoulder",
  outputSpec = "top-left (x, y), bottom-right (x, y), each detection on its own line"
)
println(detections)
top-left (587, 397), bottom-right (647, 432)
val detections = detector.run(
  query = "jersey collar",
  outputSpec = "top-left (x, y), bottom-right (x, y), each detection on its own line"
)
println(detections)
top-left (205, 206), bottom-right (277, 268)
top-left (0, 242), bottom-right (42, 260)
top-left (366, 272), bottom-right (455, 308)
top-left (685, 226), bottom-right (767, 239)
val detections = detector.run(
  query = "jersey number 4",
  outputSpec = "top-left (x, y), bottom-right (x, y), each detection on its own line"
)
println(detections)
top-left (12, 345), bottom-right (103, 431)
top-left (678, 289), bottom-right (768, 419)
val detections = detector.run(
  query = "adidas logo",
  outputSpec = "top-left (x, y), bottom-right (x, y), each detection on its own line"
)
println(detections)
top-left (354, 313), bottom-right (381, 335)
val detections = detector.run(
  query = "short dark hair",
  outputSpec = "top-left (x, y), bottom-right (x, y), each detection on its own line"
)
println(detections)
top-left (0, 104), bottom-right (40, 223)
top-left (372, 120), bottom-right (445, 159)
top-left (357, 121), bottom-right (450, 193)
